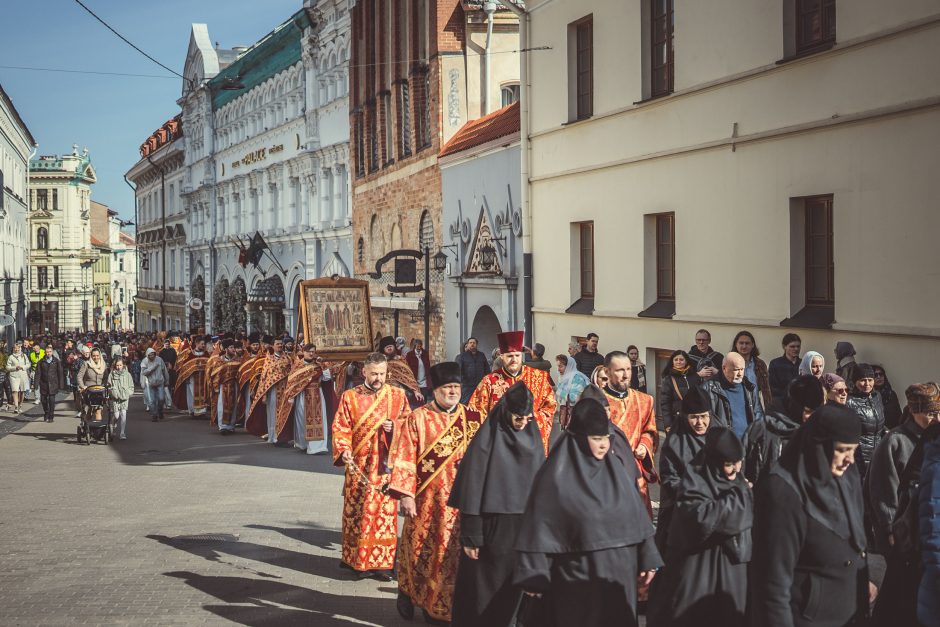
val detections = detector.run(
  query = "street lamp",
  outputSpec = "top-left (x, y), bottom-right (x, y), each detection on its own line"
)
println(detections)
top-left (433, 249), bottom-right (448, 273)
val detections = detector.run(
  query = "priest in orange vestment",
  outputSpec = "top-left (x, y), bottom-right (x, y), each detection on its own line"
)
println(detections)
top-left (207, 338), bottom-right (243, 433)
top-left (469, 330), bottom-right (556, 453)
top-left (379, 336), bottom-right (425, 406)
top-left (389, 362), bottom-right (483, 624)
top-left (245, 337), bottom-right (292, 443)
top-left (332, 352), bottom-right (411, 581)
top-left (602, 350), bottom-right (659, 517)
top-left (172, 335), bottom-right (210, 416)
top-left (237, 333), bottom-right (264, 426)
top-left (275, 344), bottom-right (341, 454)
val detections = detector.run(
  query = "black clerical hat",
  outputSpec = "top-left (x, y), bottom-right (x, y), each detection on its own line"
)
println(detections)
top-left (681, 385), bottom-right (712, 415)
top-left (429, 362), bottom-right (461, 389)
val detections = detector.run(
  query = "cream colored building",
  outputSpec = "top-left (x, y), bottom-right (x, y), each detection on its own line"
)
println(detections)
top-left (28, 147), bottom-right (98, 333)
top-left (523, 1), bottom-right (940, 390)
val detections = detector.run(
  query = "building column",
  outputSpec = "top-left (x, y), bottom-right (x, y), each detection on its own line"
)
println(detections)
top-left (332, 164), bottom-right (345, 225)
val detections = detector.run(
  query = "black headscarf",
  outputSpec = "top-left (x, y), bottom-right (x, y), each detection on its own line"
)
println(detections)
top-left (515, 398), bottom-right (655, 554)
top-left (663, 402), bottom-right (714, 469)
top-left (447, 382), bottom-right (544, 515)
top-left (772, 404), bottom-right (865, 550)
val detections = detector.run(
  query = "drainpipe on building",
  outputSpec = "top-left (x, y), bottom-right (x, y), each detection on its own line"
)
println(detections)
top-left (145, 154), bottom-right (167, 331)
top-left (483, 2), bottom-right (497, 115)
top-left (123, 174), bottom-right (138, 332)
top-left (497, 0), bottom-right (533, 344)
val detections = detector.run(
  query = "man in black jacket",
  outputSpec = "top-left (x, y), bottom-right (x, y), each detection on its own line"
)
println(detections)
top-left (455, 337), bottom-right (489, 405)
top-left (574, 332), bottom-right (604, 378)
top-left (702, 352), bottom-right (764, 438)
top-left (36, 342), bottom-right (65, 423)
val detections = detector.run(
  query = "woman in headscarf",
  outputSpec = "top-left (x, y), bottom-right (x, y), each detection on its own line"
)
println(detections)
top-left (845, 363), bottom-right (886, 479)
top-left (822, 373), bottom-right (848, 405)
top-left (751, 404), bottom-right (873, 627)
top-left (590, 364), bottom-right (609, 388)
top-left (871, 364), bottom-right (903, 429)
top-left (658, 349), bottom-right (700, 432)
top-left (514, 397), bottom-right (662, 627)
top-left (449, 382), bottom-right (545, 627)
top-left (656, 386), bottom-right (713, 551)
top-left (799, 350), bottom-right (825, 379)
top-left (648, 427), bottom-right (752, 627)
top-left (555, 354), bottom-right (590, 429)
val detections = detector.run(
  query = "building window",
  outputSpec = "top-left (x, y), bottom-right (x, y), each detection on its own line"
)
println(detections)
top-left (35, 189), bottom-right (48, 211)
top-left (784, 194), bottom-right (835, 328)
top-left (501, 83), bottom-right (520, 107)
top-left (357, 237), bottom-right (365, 265)
top-left (53, 266), bottom-right (59, 288)
top-left (419, 210), bottom-right (434, 251)
top-left (369, 103), bottom-right (379, 172)
top-left (355, 112), bottom-right (366, 177)
top-left (797, 0), bottom-right (836, 54)
top-left (804, 195), bottom-right (834, 307)
top-left (382, 92), bottom-right (393, 166)
top-left (579, 222), bottom-right (594, 298)
top-left (37, 227), bottom-right (48, 250)
top-left (398, 81), bottom-right (412, 158)
top-left (568, 17), bottom-right (593, 122)
top-left (656, 213), bottom-right (675, 301)
top-left (650, 0), bottom-right (674, 98)
top-left (38, 266), bottom-right (48, 289)
top-left (52, 189), bottom-right (58, 210)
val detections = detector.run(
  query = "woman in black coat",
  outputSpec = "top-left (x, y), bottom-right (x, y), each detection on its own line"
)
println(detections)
top-left (751, 404), bottom-right (872, 627)
top-left (658, 350), bottom-right (701, 432)
top-left (655, 385), bottom-right (714, 551)
top-left (647, 427), bottom-right (752, 627)
top-left (871, 364), bottom-right (903, 429)
top-left (844, 363), bottom-right (885, 479)
top-left (514, 398), bottom-right (662, 627)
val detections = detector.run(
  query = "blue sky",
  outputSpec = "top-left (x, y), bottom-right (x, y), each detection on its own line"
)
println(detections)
top-left (0, 0), bottom-right (300, 220)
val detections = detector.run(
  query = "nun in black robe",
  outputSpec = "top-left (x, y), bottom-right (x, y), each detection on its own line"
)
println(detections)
top-left (513, 398), bottom-right (663, 627)
top-left (448, 381), bottom-right (545, 627)
top-left (751, 404), bottom-right (870, 627)
top-left (647, 427), bottom-right (753, 627)
top-left (655, 386), bottom-right (714, 552)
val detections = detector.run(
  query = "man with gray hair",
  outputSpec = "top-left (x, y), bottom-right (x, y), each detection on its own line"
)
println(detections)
top-left (703, 351), bottom-right (765, 438)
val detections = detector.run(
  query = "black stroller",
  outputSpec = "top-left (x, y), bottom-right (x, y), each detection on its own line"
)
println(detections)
top-left (77, 385), bottom-right (112, 445)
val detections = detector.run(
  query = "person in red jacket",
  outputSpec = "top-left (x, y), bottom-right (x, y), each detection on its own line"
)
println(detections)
top-left (405, 339), bottom-right (432, 399)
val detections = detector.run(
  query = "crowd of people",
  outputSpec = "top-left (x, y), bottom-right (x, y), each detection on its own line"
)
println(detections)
top-left (2, 325), bottom-right (938, 626)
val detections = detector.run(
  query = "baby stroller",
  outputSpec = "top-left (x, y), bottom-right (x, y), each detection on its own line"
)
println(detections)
top-left (78, 385), bottom-right (112, 445)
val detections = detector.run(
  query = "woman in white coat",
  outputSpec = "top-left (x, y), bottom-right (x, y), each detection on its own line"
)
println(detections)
top-left (5, 342), bottom-right (31, 414)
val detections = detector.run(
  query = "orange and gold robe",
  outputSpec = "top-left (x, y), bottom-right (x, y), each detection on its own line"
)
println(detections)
top-left (604, 387), bottom-right (659, 517)
top-left (387, 358), bottom-right (421, 394)
top-left (389, 403), bottom-right (483, 621)
top-left (469, 366), bottom-right (557, 453)
top-left (172, 350), bottom-right (209, 414)
top-left (275, 361), bottom-right (342, 447)
top-left (238, 352), bottom-right (262, 420)
top-left (207, 355), bottom-right (243, 429)
top-left (332, 384), bottom-right (410, 572)
top-left (245, 352), bottom-right (292, 438)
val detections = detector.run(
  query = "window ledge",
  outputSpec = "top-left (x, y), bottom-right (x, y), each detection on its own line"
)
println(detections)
top-left (565, 297), bottom-right (594, 315)
top-left (638, 300), bottom-right (675, 319)
top-left (562, 116), bottom-right (593, 127)
top-left (776, 42), bottom-right (835, 65)
top-left (781, 304), bottom-right (834, 329)
top-left (633, 93), bottom-right (673, 106)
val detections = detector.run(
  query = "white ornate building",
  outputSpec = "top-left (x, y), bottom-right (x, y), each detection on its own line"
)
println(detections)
top-left (177, 2), bottom-right (352, 335)
top-left (0, 85), bottom-right (35, 344)
top-left (109, 215), bottom-right (137, 332)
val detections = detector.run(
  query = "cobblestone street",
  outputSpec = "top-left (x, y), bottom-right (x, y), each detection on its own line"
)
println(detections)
top-left (0, 392), bottom-right (410, 626)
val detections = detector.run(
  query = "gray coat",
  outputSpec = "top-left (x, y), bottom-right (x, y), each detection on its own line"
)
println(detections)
top-left (140, 355), bottom-right (169, 388)
top-left (866, 419), bottom-right (924, 554)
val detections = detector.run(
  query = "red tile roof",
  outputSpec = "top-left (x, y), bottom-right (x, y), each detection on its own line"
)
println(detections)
top-left (119, 232), bottom-right (136, 246)
top-left (139, 114), bottom-right (183, 158)
top-left (90, 236), bottom-right (107, 248)
top-left (439, 101), bottom-right (520, 158)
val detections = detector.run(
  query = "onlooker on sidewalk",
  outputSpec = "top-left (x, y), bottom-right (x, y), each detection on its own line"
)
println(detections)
top-left (107, 358), bottom-right (134, 440)
top-left (0, 340), bottom-right (11, 409)
top-left (35, 342), bottom-right (65, 423)
top-left (688, 329), bottom-right (723, 381)
top-left (703, 352), bottom-right (765, 438)
top-left (455, 337), bottom-right (489, 405)
top-left (526, 343), bottom-right (555, 384)
top-left (140, 348), bottom-right (169, 422)
top-left (626, 345), bottom-right (647, 394)
top-left (768, 333), bottom-right (802, 405)
top-left (574, 332), bottom-right (604, 378)
top-left (159, 338), bottom-right (177, 410)
top-left (5, 342), bottom-right (30, 414)
top-left (834, 341), bottom-right (857, 381)
top-left (405, 339), bottom-right (432, 398)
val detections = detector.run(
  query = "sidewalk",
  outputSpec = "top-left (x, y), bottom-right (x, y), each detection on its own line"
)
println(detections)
top-left (0, 392), bottom-right (410, 626)
top-left (0, 395), bottom-right (43, 439)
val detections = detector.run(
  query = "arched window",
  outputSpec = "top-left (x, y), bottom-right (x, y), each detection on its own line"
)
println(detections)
top-left (418, 210), bottom-right (434, 251)
top-left (501, 83), bottom-right (520, 107)
top-left (37, 227), bottom-right (48, 250)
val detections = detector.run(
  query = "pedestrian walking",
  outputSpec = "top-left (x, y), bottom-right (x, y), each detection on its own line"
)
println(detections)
top-left (0, 340), bottom-right (11, 409)
top-left (799, 350), bottom-right (826, 379)
top-left (627, 345), bottom-right (648, 394)
top-left (554, 354), bottom-right (589, 429)
top-left (455, 337), bottom-right (489, 405)
top-left (688, 328), bottom-right (723, 381)
top-left (872, 364), bottom-right (903, 429)
top-left (822, 372), bottom-right (848, 405)
top-left (35, 342), bottom-right (64, 423)
top-left (768, 332), bottom-right (802, 405)
top-left (5, 342), bottom-right (30, 414)
top-left (107, 358), bottom-right (134, 440)
top-left (573, 332), bottom-right (604, 378)
top-left (846, 363), bottom-right (886, 479)
top-left (731, 330), bottom-right (772, 409)
top-left (140, 348), bottom-right (169, 421)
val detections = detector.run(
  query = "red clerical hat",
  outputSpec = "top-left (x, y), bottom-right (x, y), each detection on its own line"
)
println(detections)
top-left (497, 331), bottom-right (525, 354)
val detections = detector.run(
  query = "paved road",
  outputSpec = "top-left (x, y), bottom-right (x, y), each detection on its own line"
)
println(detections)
top-left (0, 392), bottom-right (411, 626)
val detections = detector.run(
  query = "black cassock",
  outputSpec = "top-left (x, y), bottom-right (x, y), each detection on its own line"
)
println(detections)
top-left (449, 382), bottom-right (544, 627)
top-left (647, 428), bottom-right (752, 627)
top-left (513, 406), bottom-right (662, 627)
top-left (655, 417), bottom-right (710, 552)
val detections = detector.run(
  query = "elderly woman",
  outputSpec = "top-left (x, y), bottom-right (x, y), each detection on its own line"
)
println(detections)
top-left (822, 373), bottom-right (848, 405)
top-left (107, 358), bottom-right (134, 440)
top-left (590, 365), bottom-right (609, 388)
top-left (799, 350), bottom-right (825, 379)
top-left (845, 363), bottom-right (886, 479)
top-left (555, 354), bottom-right (590, 428)
top-left (5, 342), bottom-right (31, 414)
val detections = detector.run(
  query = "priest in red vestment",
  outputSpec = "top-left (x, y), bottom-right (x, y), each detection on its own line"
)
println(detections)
top-left (602, 350), bottom-right (659, 516)
top-left (275, 344), bottom-right (341, 454)
top-left (245, 337), bottom-right (292, 443)
top-left (172, 335), bottom-right (210, 416)
top-left (469, 331), bottom-right (556, 453)
top-left (379, 336), bottom-right (425, 406)
top-left (389, 362), bottom-right (483, 624)
top-left (237, 333), bottom-right (265, 426)
top-left (207, 338), bottom-right (243, 433)
top-left (332, 352), bottom-right (411, 581)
